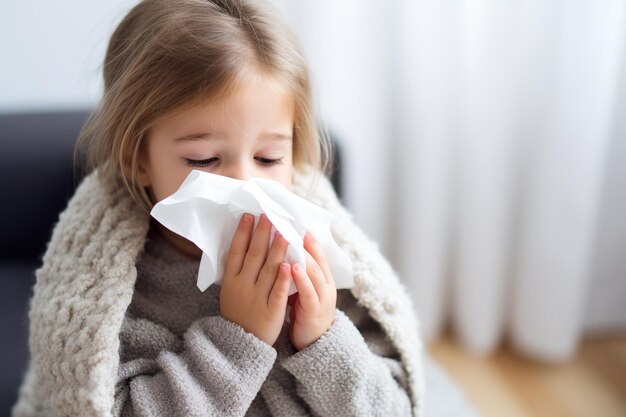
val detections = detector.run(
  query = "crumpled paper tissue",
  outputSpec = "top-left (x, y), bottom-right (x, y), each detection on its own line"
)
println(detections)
top-left (151, 170), bottom-right (353, 295)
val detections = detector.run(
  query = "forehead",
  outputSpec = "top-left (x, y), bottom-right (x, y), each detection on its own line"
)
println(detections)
top-left (153, 74), bottom-right (295, 136)
top-left (172, 77), bottom-right (294, 123)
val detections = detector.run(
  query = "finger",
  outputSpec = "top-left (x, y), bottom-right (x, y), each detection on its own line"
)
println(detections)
top-left (240, 214), bottom-right (273, 277)
top-left (257, 230), bottom-right (289, 292)
top-left (291, 262), bottom-right (319, 309)
top-left (268, 262), bottom-right (292, 311)
top-left (304, 233), bottom-right (333, 285)
top-left (224, 213), bottom-right (254, 277)
top-left (304, 251), bottom-right (327, 299)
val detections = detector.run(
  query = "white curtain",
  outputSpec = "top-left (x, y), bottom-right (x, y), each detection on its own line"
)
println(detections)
top-left (273, 0), bottom-right (626, 362)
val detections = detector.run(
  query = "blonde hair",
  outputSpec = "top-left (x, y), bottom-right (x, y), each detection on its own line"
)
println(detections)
top-left (76, 0), bottom-right (331, 212)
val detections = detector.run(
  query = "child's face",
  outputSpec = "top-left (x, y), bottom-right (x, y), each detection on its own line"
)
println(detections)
top-left (140, 74), bottom-right (294, 204)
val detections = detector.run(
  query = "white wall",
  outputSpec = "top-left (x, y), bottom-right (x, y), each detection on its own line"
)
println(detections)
top-left (0, 0), bottom-right (137, 113)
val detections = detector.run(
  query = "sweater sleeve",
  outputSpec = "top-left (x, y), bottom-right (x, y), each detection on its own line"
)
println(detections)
top-left (112, 313), bottom-right (276, 417)
top-left (280, 307), bottom-right (412, 417)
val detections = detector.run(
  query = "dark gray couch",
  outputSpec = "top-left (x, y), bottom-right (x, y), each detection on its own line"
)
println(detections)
top-left (0, 111), bottom-right (89, 415)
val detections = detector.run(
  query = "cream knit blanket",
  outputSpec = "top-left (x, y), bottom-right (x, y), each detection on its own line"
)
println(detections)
top-left (12, 169), bottom-right (425, 417)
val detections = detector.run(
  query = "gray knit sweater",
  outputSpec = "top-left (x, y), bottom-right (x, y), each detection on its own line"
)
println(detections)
top-left (12, 169), bottom-right (425, 417)
top-left (114, 231), bottom-right (411, 416)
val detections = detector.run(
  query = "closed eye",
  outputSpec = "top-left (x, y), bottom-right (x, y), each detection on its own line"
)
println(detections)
top-left (185, 157), bottom-right (218, 167)
top-left (255, 157), bottom-right (283, 165)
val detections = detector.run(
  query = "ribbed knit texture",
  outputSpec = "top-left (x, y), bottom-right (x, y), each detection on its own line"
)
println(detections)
top-left (11, 168), bottom-right (424, 416)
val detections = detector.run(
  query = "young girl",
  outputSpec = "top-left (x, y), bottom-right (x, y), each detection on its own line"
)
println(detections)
top-left (12, 0), bottom-right (424, 416)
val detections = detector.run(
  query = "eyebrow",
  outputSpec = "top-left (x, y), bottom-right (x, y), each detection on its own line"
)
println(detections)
top-left (173, 133), bottom-right (292, 142)
top-left (173, 133), bottom-right (216, 142)
top-left (260, 133), bottom-right (292, 141)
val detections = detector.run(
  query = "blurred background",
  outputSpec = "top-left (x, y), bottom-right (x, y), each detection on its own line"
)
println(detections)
top-left (2, 1), bottom-right (625, 416)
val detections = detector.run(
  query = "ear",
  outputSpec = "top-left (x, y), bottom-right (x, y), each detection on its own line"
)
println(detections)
top-left (137, 161), bottom-right (151, 188)
top-left (121, 155), bottom-right (151, 188)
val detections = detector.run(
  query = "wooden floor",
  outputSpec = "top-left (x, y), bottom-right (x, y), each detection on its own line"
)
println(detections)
top-left (428, 333), bottom-right (626, 417)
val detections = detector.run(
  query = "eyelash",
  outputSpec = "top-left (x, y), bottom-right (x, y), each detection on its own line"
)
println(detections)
top-left (184, 157), bottom-right (283, 167)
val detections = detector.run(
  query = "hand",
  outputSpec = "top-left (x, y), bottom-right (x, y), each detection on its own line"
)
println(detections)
top-left (288, 233), bottom-right (337, 351)
top-left (220, 213), bottom-right (292, 346)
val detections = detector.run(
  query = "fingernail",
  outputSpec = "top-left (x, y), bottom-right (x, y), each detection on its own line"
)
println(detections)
top-left (280, 263), bottom-right (289, 271)
top-left (242, 213), bottom-right (253, 223)
top-left (293, 263), bottom-right (301, 272)
top-left (274, 230), bottom-right (282, 240)
top-left (306, 232), bottom-right (315, 243)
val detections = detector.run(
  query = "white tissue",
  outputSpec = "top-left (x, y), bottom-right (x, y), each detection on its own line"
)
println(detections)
top-left (150, 170), bottom-right (353, 295)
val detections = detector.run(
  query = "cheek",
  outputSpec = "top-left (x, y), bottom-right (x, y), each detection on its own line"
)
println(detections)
top-left (150, 176), bottom-right (180, 202)
top-left (280, 152), bottom-right (294, 187)
top-left (146, 150), bottom-right (190, 203)
top-left (279, 164), bottom-right (294, 188)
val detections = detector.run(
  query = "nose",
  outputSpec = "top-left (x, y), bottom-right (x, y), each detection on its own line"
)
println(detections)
top-left (221, 160), bottom-right (252, 181)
